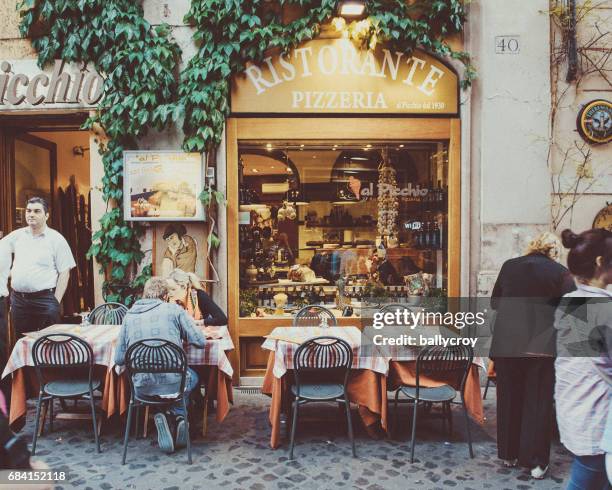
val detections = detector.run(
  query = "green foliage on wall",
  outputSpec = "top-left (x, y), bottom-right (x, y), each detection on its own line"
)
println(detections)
top-left (18, 0), bottom-right (181, 305)
top-left (19, 0), bottom-right (473, 304)
top-left (179, 0), bottom-right (474, 152)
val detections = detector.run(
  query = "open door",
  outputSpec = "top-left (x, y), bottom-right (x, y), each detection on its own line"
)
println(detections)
top-left (12, 133), bottom-right (57, 229)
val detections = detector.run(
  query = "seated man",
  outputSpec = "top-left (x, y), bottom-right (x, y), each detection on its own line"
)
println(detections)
top-left (115, 277), bottom-right (206, 454)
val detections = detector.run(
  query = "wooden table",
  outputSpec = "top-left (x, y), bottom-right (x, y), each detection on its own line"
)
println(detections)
top-left (261, 326), bottom-right (485, 448)
top-left (2, 323), bottom-right (235, 432)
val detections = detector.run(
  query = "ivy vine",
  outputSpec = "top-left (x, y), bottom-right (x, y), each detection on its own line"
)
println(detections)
top-left (179, 0), bottom-right (475, 152)
top-left (18, 0), bottom-right (474, 305)
top-left (18, 0), bottom-right (182, 305)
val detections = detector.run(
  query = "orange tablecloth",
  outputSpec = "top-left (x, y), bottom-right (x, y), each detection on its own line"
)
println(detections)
top-left (9, 365), bottom-right (114, 429)
top-left (9, 364), bottom-right (233, 430)
top-left (386, 361), bottom-right (484, 424)
top-left (262, 354), bottom-right (484, 448)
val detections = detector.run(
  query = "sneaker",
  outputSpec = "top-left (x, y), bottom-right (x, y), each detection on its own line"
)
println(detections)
top-left (154, 412), bottom-right (174, 454)
top-left (530, 465), bottom-right (548, 479)
top-left (175, 416), bottom-right (187, 449)
top-left (502, 458), bottom-right (518, 467)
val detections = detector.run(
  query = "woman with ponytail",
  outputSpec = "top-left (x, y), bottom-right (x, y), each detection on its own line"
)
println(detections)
top-left (555, 228), bottom-right (612, 489)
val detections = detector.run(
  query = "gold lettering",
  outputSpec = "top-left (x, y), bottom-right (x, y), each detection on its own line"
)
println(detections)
top-left (291, 91), bottom-right (303, 108)
top-left (326, 91), bottom-right (338, 108)
top-left (402, 57), bottom-right (426, 86)
top-left (244, 63), bottom-right (274, 95)
top-left (379, 49), bottom-right (403, 80)
top-left (294, 47), bottom-right (313, 77)
top-left (360, 51), bottom-right (378, 77)
top-left (418, 65), bottom-right (445, 96)
top-left (318, 45), bottom-right (338, 75)
top-left (263, 56), bottom-right (282, 86)
top-left (340, 41), bottom-right (360, 75)
top-left (279, 52), bottom-right (296, 82)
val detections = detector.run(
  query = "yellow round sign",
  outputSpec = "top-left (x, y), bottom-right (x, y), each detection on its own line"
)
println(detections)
top-left (577, 99), bottom-right (612, 144)
top-left (593, 203), bottom-right (612, 231)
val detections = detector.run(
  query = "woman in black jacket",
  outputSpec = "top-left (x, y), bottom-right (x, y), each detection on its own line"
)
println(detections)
top-left (490, 231), bottom-right (575, 479)
top-left (166, 268), bottom-right (228, 326)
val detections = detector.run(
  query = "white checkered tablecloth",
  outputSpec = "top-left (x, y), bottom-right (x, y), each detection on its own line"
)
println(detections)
top-left (2, 324), bottom-right (235, 379)
top-left (359, 329), bottom-right (487, 371)
top-left (261, 326), bottom-right (486, 379)
top-left (261, 326), bottom-right (390, 379)
top-left (185, 325), bottom-right (235, 377)
top-left (2, 324), bottom-right (121, 379)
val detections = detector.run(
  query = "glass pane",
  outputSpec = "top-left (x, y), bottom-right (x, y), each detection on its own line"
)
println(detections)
top-left (14, 138), bottom-right (52, 227)
top-left (237, 141), bottom-right (449, 319)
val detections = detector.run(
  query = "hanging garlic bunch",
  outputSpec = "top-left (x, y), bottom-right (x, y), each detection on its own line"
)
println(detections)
top-left (377, 162), bottom-right (398, 237)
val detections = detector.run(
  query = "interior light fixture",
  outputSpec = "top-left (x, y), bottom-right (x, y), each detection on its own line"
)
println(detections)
top-left (338, 1), bottom-right (366, 18)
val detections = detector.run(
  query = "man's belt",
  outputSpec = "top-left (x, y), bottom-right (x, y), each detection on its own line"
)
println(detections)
top-left (12, 288), bottom-right (56, 299)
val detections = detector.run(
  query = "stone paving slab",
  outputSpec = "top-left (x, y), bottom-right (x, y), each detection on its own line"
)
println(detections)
top-left (19, 387), bottom-right (571, 490)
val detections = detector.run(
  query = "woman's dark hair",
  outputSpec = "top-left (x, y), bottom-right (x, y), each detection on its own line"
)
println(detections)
top-left (163, 223), bottom-right (187, 240)
top-left (262, 226), bottom-right (272, 239)
top-left (561, 228), bottom-right (612, 279)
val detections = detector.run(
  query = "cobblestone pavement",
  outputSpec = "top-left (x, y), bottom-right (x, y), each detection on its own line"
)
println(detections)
top-left (20, 387), bottom-right (572, 490)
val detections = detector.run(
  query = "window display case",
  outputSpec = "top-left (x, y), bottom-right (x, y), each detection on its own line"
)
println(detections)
top-left (237, 141), bottom-right (450, 319)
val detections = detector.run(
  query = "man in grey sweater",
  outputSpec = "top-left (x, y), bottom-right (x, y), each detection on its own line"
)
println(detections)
top-left (115, 277), bottom-right (206, 454)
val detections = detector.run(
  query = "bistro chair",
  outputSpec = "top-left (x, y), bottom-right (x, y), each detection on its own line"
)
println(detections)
top-left (393, 345), bottom-right (474, 463)
top-left (292, 305), bottom-right (337, 327)
top-left (88, 302), bottom-right (128, 325)
top-left (31, 333), bottom-right (101, 455)
top-left (288, 336), bottom-right (355, 459)
top-left (483, 373), bottom-right (496, 400)
top-left (122, 339), bottom-right (192, 465)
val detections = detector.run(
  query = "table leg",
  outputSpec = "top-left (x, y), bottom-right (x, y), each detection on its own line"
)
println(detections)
top-left (202, 392), bottom-right (209, 438)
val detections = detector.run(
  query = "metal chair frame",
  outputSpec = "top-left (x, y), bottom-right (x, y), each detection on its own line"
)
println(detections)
top-left (122, 339), bottom-right (192, 464)
top-left (393, 345), bottom-right (474, 463)
top-left (483, 375), bottom-right (496, 399)
top-left (31, 333), bottom-right (100, 455)
top-left (292, 305), bottom-right (337, 327)
top-left (88, 302), bottom-right (128, 325)
top-left (289, 336), bottom-right (355, 459)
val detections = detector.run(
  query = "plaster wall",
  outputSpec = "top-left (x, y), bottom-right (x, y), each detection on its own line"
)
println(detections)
top-left (469, 0), bottom-right (554, 295)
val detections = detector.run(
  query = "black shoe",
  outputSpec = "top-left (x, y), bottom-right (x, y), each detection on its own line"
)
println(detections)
top-left (154, 412), bottom-right (174, 454)
top-left (175, 416), bottom-right (187, 449)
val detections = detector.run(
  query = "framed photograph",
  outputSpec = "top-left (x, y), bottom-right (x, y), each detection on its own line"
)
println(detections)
top-left (123, 150), bottom-right (205, 221)
top-left (152, 223), bottom-right (208, 279)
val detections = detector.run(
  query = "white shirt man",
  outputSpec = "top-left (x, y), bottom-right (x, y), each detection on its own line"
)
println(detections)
top-left (0, 198), bottom-right (76, 334)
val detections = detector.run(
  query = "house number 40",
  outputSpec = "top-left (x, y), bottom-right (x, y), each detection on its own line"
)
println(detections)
top-left (495, 36), bottom-right (520, 54)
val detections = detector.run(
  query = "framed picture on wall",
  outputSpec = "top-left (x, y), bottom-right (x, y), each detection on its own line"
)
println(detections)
top-left (152, 223), bottom-right (208, 279)
top-left (123, 150), bottom-right (205, 221)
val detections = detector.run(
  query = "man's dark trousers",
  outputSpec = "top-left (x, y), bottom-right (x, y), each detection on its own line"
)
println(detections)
top-left (10, 290), bottom-right (60, 336)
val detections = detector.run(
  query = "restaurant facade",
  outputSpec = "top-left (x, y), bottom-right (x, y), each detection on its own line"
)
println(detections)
top-left (0, 0), bottom-right (610, 382)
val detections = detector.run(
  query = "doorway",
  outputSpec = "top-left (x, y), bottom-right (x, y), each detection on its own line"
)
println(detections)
top-left (0, 112), bottom-right (95, 316)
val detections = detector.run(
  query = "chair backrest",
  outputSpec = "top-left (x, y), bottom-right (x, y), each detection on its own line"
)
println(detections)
top-left (293, 305), bottom-right (337, 327)
top-left (88, 302), bottom-right (128, 325)
top-left (415, 345), bottom-right (473, 394)
top-left (292, 336), bottom-right (353, 393)
top-left (125, 339), bottom-right (187, 398)
top-left (32, 333), bottom-right (94, 386)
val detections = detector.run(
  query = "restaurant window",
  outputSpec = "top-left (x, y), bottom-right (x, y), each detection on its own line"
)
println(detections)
top-left (237, 141), bottom-right (449, 318)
